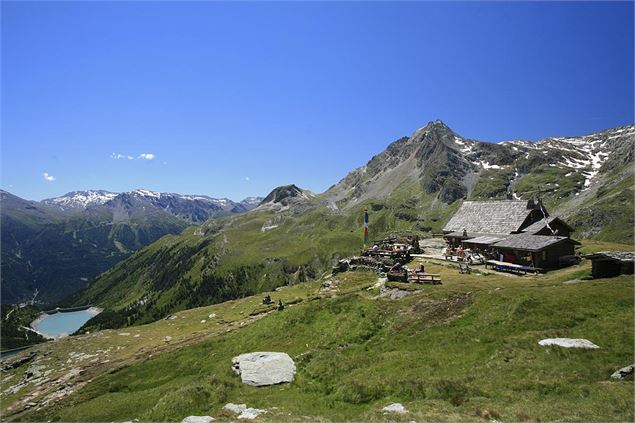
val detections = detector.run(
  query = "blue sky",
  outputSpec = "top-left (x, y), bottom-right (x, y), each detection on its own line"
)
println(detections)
top-left (2, 1), bottom-right (633, 201)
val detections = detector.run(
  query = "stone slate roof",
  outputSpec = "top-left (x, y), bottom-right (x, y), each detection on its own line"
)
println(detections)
top-left (492, 234), bottom-right (573, 252)
top-left (585, 251), bottom-right (635, 263)
top-left (522, 216), bottom-right (573, 235)
top-left (443, 201), bottom-right (533, 235)
top-left (463, 235), bottom-right (505, 245)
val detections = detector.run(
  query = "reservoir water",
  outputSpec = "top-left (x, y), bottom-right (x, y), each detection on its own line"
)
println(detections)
top-left (32, 308), bottom-right (101, 339)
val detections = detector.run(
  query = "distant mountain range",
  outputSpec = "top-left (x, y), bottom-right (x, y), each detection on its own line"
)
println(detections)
top-left (41, 189), bottom-right (261, 218)
top-left (63, 121), bottom-right (634, 332)
top-left (0, 189), bottom-right (263, 304)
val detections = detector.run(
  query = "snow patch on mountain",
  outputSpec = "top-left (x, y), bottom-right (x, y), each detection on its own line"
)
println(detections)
top-left (43, 190), bottom-right (118, 210)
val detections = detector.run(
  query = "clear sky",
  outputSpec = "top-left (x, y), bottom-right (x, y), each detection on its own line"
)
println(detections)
top-left (2, 1), bottom-right (633, 201)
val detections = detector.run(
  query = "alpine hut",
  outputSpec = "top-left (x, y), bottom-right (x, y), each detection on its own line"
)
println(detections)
top-left (443, 199), bottom-right (578, 269)
top-left (443, 199), bottom-right (545, 244)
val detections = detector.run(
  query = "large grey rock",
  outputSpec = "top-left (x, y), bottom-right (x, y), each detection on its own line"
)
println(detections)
top-left (538, 338), bottom-right (600, 349)
top-left (238, 408), bottom-right (265, 420)
top-left (223, 403), bottom-right (247, 414)
top-left (231, 352), bottom-right (296, 387)
top-left (181, 416), bottom-right (215, 423)
top-left (382, 403), bottom-right (407, 413)
top-left (611, 364), bottom-right (635, 380)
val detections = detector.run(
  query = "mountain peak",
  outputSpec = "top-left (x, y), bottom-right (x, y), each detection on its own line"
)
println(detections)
top-left (261, 184), bottom-right (307, 203)
top-left (409, 119), bottom-right (456, 140)
top-left (429, 118), bottom-right (449, 128)
top-left (256, 184), bottom-right (312, 211)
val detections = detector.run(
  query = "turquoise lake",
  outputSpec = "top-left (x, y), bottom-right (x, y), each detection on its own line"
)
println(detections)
top-left (32, 309), bottom-right (98, 338)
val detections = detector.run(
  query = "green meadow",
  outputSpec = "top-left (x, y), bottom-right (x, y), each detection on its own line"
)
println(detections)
top-left (3, 242), bottom-right (633, 422)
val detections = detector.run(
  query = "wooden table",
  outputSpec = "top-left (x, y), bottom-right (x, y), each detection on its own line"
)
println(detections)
top-left (408, 273), bottom-right (442, 284)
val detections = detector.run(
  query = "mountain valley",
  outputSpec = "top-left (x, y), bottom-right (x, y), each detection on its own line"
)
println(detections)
top-left (1, 120), bottom-right (633, 422)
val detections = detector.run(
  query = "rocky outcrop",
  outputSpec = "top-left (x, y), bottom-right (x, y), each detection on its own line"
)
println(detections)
top-left (1, 351), bottom-right (37, 371)
top-left (231, 352), bottom-right (296, 386)
top-left (610, 364), bottom-right (634, 380)
top-left (538, 338), bottom-right (600, 349)
top-left (382, 403), bottom-right (407, 413)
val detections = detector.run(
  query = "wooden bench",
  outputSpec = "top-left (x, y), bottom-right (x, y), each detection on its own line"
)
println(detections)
top-left (408, 273), bottom-right (442, 284)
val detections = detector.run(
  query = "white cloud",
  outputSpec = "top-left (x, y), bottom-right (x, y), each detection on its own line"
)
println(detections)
top-left (138, 153), bottom-right (155, 160)
top-left (43, 172), bottom-right (56, 182)
top-left (110, 153), bottom-right (134, 160)
top-left (245, 176), bottom-right (250, 181)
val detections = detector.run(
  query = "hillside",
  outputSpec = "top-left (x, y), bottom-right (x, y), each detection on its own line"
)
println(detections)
top-left (66, 121), bottom-right (634, 330)
top-left (1, 247), bottom-right (632, 422)
top-left (0, 190), bottom-right (262, 305)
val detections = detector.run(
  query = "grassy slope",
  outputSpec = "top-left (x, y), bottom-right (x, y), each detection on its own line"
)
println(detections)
top-left (3, 243), bottom-right (632, 422)
top-left (66, 184), bottom-right (461, 329)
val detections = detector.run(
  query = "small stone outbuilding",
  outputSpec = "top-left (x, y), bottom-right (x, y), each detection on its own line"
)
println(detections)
top-left (584, 252), bottom-right (635, 278)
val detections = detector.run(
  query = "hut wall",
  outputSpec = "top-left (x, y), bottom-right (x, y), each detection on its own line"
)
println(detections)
top-left (537, 242), bottom-right (576, 268)
top-left (621, 261), bottom-right (635, 275)
top-left (500, 242), bottom-right (575, 269)
top-left (592, 259), bottom-right (622, 278)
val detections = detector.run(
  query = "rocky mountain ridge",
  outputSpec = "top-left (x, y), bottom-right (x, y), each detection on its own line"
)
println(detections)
top-left (326, 120), bottom-right (634, 207)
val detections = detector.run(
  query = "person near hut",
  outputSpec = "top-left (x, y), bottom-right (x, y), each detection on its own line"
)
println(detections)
top-left (277, 300), bottom-right (284, 311)
top-left (457, 245), bottom-right (465, 261)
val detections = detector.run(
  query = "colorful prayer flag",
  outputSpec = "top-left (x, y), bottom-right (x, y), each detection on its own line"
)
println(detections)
top-left (363, 210), bottom-right (369, 245)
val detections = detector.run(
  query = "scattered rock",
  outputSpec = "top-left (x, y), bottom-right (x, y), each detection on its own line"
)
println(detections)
top-left (538, 338), bottom-right (600, 349)
top-left (238, 408), bottom-right (265, 420)
top-left (118, 332), bottom-right (130, 336)
top-left (378, 287), bottom-right (414, 300)
top-left (164, 336), bottom-right (173, 343)
top-left (611, 364), bottom-right (635, 380)
top-left (181, 416), bottom-right (215, 423)
top-left (200, 320), bottom-right (206, 323)
top-left (25, 364), bottom-right (45, 379)
top-left (223, 403), bottom-right (247, 414)
top-left (231, 352), bottom-right (296, 386)
top-left (208, 314), bottom-right (216, 319)
top-left (382, 403), bottom-right (407, 413)
top-left (1, 352), bottom-right (37, 371)
top-left (134, 334), bottom-right (140, 338)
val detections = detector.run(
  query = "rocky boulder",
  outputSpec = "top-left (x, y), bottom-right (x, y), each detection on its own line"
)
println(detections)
top-left (223, 403), bottom-right (247, 414)
top-left (538, 338), bottom-right (600, 349)
top-left (238, 408), bottom-right (266, 419)
top-left (611, 364), bottom-right (635, 380)
top-left (231, 352), bottom-right (296, 387)
top-left (382, 403), bottom-right (407, 413)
